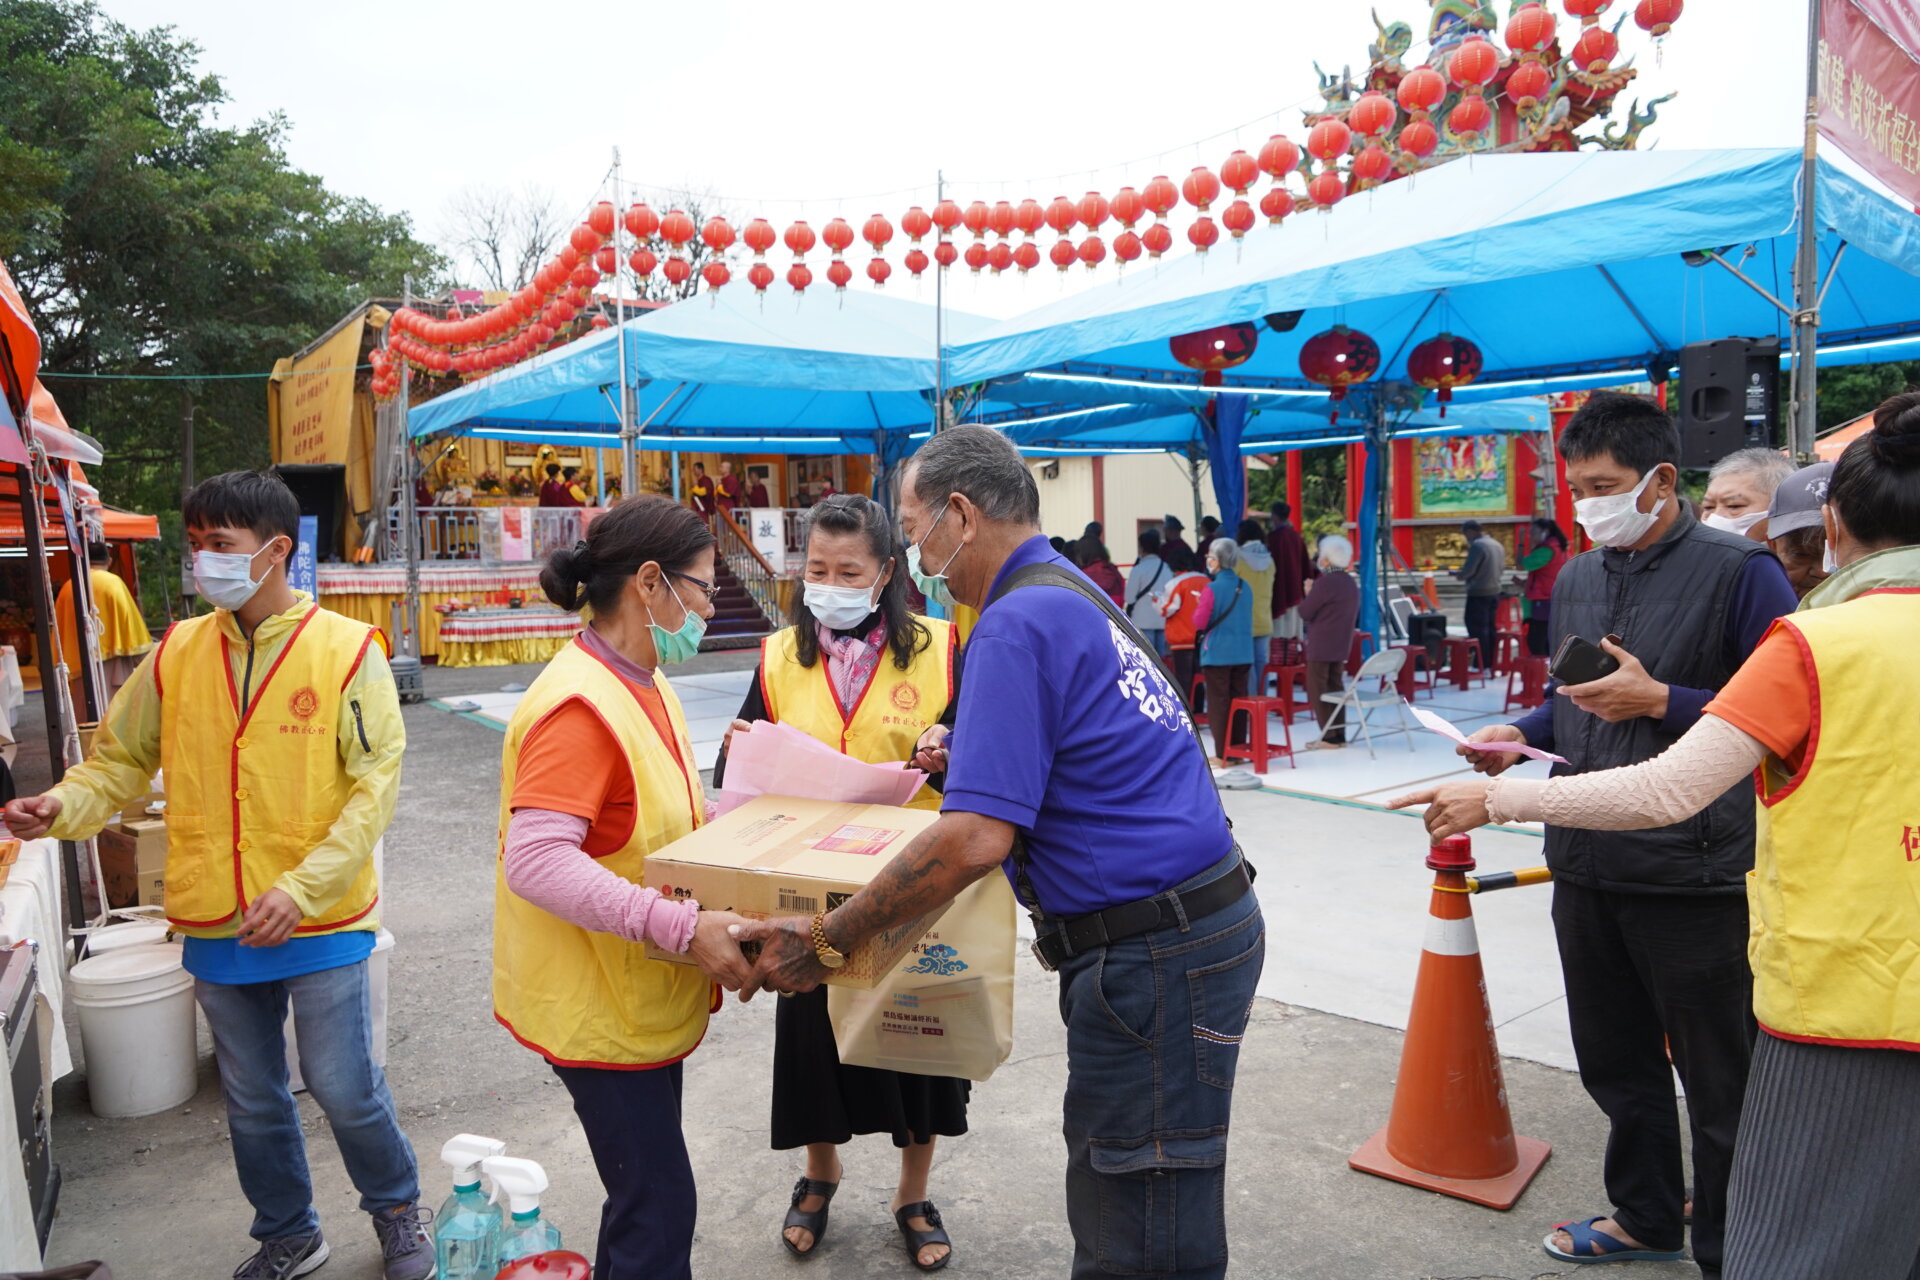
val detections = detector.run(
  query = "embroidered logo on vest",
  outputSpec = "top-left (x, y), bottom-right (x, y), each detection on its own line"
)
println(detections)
top-left (890, 682), bottom-right (922, 713)
top-left (288, 687), bottom-right (320, 720)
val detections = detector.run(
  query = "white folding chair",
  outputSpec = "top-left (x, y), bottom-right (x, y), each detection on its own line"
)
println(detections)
top-left (1320, 647), bottom-right (1415, 759)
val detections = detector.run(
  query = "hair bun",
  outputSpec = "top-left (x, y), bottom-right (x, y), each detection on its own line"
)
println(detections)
top-left (538, 540), bottom-right (592, 612)
top-left (1869, 391), bottom-right (1920, 469)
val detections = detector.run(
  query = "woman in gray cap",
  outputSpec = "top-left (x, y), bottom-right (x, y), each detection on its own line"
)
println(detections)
top-left (1765, 461), bottom-right (1834, 598)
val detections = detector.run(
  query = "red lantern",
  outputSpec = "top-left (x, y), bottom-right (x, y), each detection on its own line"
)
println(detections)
top-left (1298, 325), bottom-right (1381, 412)
top-left (905, 247), bottom-right (930, 277)
top-left (1169, 322), bottom-right (1259, 373)
top-left (569, 224), bottom-right (601, 254)
top-left (1308, 171), bottom-right (1346, 207)
top-left (1187, 216), bottom-right (1219, 252)
top-left (567, 285), bottom-right (590, 308)
top-left (787, 263), bottom-right (813, 292)
top-left (965, 241), bottom-right (990, 274)
top-left (588, 201), bottom-right (616, 237)
top-left (1111, 186), bottom-right (1145, 228)
top-left (625, 202), bottom-right (659, 240)
top-left (1049, 238), bottom-right (1076, 272)
top-left (1258, 134), bottom-right (1301, 180)
top-left (1397, 66), bottom-right (1447, 114)
top-left (1564, 0), bottom-right (1611, 20)
top-left (529, 323), bottom-right (554, 345)
top-left (822, 217), bottom-right (854, 256)
top-left (827, 259), bottom-right (853, 291)
top-left (748, 261), bottom-right (775, 293)
top-left (629, 248), bottom-right (657, 279)
top-left (1449, 95), bottom-right (1494, 139)
top-left (1398, 118), bottom-right (1441, 160)
top-left (1450, 36), bottom-right (1502, 88)
top-left (1078, 190), bottom-right (1110, 232)
top-left (744, 218), bottom-right (776, 255)
top-left (1143, 222), bottom-right (1174, 258)
top-left (1349, 93), bottom-right (1398, 139)
top-left (1351, 145), bottom-right (1394, 185)
top-left (867, 257), bottom-right (892, 287)
top-left (902, 206), bottom-right (933, 244)
top-left (702, 261), bottom-right (730, 291)
top-left (1260, 186), bottom-right (1293, 225)
top-left (1015, 198), bottom-right (1046, 238)
top-left (663, 257), bottom-right (691, 287)
top-left (1506, 2), bottom-right (1558, 54)
top-left (1571, 24), bottom-right (1618, 71)
top-left (1634, 0), bottom-right (1681, 35)
top-left (963, 200), bottom-right (991, 239)
top-left (1078, 235), bottom-right (1107, 269)
top-left (1141, 175), bottom-right (1179, 219)
top-left (1045, 196), bottom-right (1078, 235)
top-left (1220, 150), bottom-right (1259, 195)
top-left (659, 210), bottom-right (696, 248)
top-left (862, 213), bottom-right (894, 253)
top-left (1114, 230), bottom-right (1143, 263)
top-left (931, 199), bottom-right (962, 234)
top-left (559, 244), bottom-right (581, 269)
top-left (1222, 199), bottom-right (1256, 239)
top-left (1182, 166), bottom-right (1221, 211)
top-left (592, 246), bottom-right (616, 277)
top-left (1406, 332), bottom-right (1484, 415)
top-left (988, 241), bottom-right (1014, 274)
top-left (934, 240), bottom-right (959, 268)
top-left (701, 216), bottom-right (736, 255)
top-left (784, 221), bottom-right (816, 257)
top-left (1308, 119), bottom-right (1354, 164)
top-left (570, 262), bottom-right (599, 289)
top-left (990, 201), bottom-right (1016, 239)
top-left (1507, 59), bottom-right (1553, 107)
top-left (1012, 241), bottom-right (1041, 273)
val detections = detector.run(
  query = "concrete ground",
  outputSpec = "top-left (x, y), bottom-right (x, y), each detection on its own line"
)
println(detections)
top-left (24, 654), bottom-right (1706, 1279)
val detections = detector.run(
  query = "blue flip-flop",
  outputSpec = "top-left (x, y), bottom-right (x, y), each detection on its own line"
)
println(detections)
top-left (1543, 1216), bottom-right (1686, 1265)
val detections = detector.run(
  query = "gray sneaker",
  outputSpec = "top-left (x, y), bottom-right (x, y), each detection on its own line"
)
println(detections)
top-left (234, 1233), bottom-right (330, 1280)
top-left (372, 1204), bottom-right (437, 1280)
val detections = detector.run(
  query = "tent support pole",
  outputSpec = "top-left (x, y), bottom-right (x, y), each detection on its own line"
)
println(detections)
top-left (933, 170), bottom-right (946, 434)
top-left (398, 274), bottom-right (420, 662)
top-left (17, 442), bottom-right (85, 935)
top-left (613, 147), bottom-right (638, 489)
top-left (1790, 0), bottom-right (1822, 460)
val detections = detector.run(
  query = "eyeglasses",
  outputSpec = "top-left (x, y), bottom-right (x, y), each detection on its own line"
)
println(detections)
top-left (669, 570), bottom-right (718, 601)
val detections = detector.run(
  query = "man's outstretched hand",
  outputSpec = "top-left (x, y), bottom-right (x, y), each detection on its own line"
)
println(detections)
top-left (729, 915), bottom-right (826, 1001)
top-left (2, 795), bottom-right (62, 841)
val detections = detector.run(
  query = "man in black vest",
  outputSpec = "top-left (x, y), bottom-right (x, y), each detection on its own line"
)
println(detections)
top-left (1452, 394), bottom-right (1797, 1278)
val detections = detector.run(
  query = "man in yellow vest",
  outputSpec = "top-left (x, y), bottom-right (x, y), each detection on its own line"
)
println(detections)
top-left (55, 541), bottom-right (153, 702)
top-left (4, 471), bottom-right (431, 1280)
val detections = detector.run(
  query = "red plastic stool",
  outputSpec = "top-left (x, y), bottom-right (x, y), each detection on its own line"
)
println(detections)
top-left (1345, 629), bottom-right (1375, 677)
top-left (1505, 655), bottom-right (1551, 711)
top-left (1223, 697), bottom-right (1296, 772)
top-left (1266, 664), bottom-right (1312, 721)
top-left (1493, 630), bottom-right (1525, 675)
top-left (1445, 637), bottom-right (1485, 690)
top-left (1391, 644), bottom-right (1435, 701)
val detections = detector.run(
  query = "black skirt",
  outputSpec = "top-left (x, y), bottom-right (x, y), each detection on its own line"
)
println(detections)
top-left (770, 987), bottom-right (971, 1150)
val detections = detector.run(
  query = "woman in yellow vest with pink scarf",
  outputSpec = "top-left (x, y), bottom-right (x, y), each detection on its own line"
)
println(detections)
top-left (1395, 392), bottom-right (1920, 1280)
top-left (492, 495), bottom-right (755, 1280)
top-left (713, 493), bottom-right (963, 1271)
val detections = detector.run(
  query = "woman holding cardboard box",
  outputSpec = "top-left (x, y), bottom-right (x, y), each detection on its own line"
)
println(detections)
top-left (713, 493), bottom-right (965, 1271)
top-left (492, 495), bottom-right (756, 1280)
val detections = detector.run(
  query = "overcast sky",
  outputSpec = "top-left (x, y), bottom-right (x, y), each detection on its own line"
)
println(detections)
top-left (109, 0), bottom-right (1826, 315)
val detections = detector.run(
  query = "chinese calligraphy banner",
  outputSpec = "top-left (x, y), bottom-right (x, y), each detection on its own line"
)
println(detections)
top-left (269, 316), bottom-right (365, 467)
top-left (1818, 0), bottom-right (1920, 209)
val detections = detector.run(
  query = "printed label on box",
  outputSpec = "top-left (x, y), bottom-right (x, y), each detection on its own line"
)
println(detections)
top-left (811, 824), bottom-right (901, 857)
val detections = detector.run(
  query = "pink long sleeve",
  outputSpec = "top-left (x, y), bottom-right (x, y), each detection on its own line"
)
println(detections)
top-left (503, 808), bottom-right (700, 952)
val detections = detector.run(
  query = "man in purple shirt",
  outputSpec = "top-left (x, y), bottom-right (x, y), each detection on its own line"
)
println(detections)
top-left (740, 426), bottom-right (1264, 1280)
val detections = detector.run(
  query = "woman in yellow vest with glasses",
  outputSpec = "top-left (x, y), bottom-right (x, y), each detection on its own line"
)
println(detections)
top-left (712, 493), bottom-right (963, 1271)
top-left (492, 495), bottom-right (755, 1280)
top-left (1395, 393), bottom-right (1920, 1280)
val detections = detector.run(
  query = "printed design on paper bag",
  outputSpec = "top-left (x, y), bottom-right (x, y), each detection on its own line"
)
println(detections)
top-left (1108, 620), bottom-right (1190, 735)
top-left (903, 943), bottom-right (968, 976)
top-left (288, 686), bottom-right (320, 721)
top-left (882, 1010), bottom-right (946, 1036)
top-left (890, 681), bottom-right (922, 713)
top-left (812, 823), bottom-right (899, 857)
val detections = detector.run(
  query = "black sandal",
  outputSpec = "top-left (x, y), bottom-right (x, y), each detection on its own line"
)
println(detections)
top-left (781, 1176), bottom-right (838, 1258)
top-left (894, 1200), bottom-right (953, 1273)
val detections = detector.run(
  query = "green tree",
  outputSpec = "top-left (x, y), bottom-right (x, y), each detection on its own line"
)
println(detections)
top-left (0, 0), bottom-right (445, 617)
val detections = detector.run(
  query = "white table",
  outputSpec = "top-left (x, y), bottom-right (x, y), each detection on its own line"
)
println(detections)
top-left (0, 645), bottom-right (22, 766)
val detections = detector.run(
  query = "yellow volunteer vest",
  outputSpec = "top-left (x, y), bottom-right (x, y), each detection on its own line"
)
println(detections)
top-left (156, 605), bottom-right (381, 938)
top-left (759, 618), bottom-right (955, 812)
top-left (1751, 589), bottom-right (1920, 1051)
top-left (492, 639), bottom-right (715, 1068)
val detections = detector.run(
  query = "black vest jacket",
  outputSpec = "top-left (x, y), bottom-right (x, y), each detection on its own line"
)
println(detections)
top-left (1546, 506), bottom-right (1770, 894)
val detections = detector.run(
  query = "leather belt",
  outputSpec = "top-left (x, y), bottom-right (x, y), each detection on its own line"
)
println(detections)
top-left (1031, 858), bottom-right (1254, 972)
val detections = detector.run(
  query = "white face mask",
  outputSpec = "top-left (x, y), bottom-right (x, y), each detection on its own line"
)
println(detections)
top-left (1822, 539), bottom-right (1840, 575)
top-left (1702, 509), bottom-right (1767, 537)
top-left (193, 541), bottom-right (283, 611)
top-left (804, 580), bottom-right (881, 632)
top-left (1573, 468), bottom-right (1663, 549)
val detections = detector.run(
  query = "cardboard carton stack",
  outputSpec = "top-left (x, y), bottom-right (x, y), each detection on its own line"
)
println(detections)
top-left (95, 774), bottom-right (166, 909)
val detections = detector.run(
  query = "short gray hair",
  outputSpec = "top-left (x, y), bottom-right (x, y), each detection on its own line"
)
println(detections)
top-left (1208, 537), bottom-right (1239, 571)
top-left (905, 425), bottom-right (1040, 525)
top-left (1319, 534), bottom-right (1354, 570)
top-left (1710, 447), bottom-right (1797, 494)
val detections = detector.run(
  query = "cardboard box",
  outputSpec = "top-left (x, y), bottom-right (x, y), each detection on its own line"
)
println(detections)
top-left (96, 820), bottom-right (167, 909)
top-left (643, 796), bottom-right (947, 988)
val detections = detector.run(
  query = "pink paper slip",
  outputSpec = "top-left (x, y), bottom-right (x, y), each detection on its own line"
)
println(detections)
top-left (1408, 703), bottom-right (1570, 765)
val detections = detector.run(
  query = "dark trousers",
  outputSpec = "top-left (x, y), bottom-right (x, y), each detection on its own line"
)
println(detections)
top-left (1552, 881), bottom-right (1755, 1277)
top-left (1202, 664), bottom-right (1249, 759)
top-left (1304, 659), bottom-right (1346, 743)
top-left (553, 1062), bottom-right (696, 1280)
top-left (1168, 648), bottom-right (1197, 711)
top-left (1464, 594), bottom-right (1499, 671)
top-left (1055, 852), bottom-right (1266, 1280)
top-left (1525, 600), bottom-right (1553, 657)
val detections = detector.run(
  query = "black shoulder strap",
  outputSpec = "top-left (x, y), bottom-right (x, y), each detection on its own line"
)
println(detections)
top-left (1125, 559), bottom-right (1167, 612)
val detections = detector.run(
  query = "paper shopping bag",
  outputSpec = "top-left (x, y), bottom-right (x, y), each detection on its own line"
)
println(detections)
top-left (827, 873), bottom-right (1017, 1082)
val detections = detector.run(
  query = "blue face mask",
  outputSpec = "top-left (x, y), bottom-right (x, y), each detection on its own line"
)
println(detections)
top-left (649, 575), bottom-right (707, 665)
top-left (906, 502), bottom-right (961, 609)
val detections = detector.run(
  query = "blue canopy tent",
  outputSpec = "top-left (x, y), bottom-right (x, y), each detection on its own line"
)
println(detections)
top-left (946, 147), bottom-right (1920, 635)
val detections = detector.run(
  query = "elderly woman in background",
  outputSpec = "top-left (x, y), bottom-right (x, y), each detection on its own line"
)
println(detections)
top-left (1701, 446), bottom-right (1798, 541)
top-left (1299, 534), bottom-right (1359, 750)
top-left (1198, 537), bottom-right (1254, 767)
top-left (1235, 519), bottom-right (1276, 695)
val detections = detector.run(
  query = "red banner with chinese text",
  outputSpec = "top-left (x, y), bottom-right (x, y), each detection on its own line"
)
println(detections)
top-left (1818, 0), bottom-right (1920, 209)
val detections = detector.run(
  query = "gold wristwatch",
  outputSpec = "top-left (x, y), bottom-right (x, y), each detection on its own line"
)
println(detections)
top-left (810, 913), bottom-right (846, 969)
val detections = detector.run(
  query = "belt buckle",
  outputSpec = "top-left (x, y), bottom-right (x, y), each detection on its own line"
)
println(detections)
top-left (1029, 938), bottom-right (1057, 973)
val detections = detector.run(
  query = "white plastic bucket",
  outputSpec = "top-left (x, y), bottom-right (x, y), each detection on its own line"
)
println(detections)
top-left (286, 928), bottom-right (395, 1093)
top-left (84, 922), bottom-right (169, 957)
top-left (69, 941), bottom-right (197, 1118)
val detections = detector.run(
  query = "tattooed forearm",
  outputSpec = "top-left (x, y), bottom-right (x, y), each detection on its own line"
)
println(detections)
top-left (824, 812), bottom-right (1013, 953)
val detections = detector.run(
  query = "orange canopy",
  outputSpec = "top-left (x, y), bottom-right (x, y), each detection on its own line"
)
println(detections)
top-left (1816, 415), bottom-right (1872, 462)
top-left (0, 260), bottom-right (38, 419)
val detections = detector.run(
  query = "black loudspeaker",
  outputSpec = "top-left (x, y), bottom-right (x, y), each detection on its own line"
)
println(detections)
top-left (1677, 338), bottom-right (1782, 467)
top-left (272, 464), bottom-right (344, 562)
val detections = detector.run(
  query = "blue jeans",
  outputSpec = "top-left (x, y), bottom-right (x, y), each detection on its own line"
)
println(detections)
top-left (195, 960), bottom-right (420, 1240)
top-left (1145, 628), bottom-right (1169, 658)
top-left (1052, 852), bottom-right (1265, 1279)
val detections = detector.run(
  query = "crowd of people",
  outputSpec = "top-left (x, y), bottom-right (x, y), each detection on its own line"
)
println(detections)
top-left (2, 386), bottom-right (1915, 1280)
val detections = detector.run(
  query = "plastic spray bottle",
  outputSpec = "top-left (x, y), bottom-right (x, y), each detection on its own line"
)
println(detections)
top-left (434, 1134), bottom-right (508, 1280)
top-left (484, 1155), bottom-right (563, 1262)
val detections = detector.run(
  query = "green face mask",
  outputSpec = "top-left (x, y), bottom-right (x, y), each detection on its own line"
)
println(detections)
top-left (649, 575), bottom-right (707, 665)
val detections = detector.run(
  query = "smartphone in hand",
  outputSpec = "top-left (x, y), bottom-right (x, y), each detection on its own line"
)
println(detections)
top-left (1550, 633), bottom-right (1621, 686)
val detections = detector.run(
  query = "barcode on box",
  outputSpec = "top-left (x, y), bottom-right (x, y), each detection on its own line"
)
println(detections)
top-left (778, 890), bottom-right (820, 914)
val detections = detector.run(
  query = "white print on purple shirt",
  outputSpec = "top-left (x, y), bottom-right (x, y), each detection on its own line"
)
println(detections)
top-left (1108, 619), bottom-right (1195, 736)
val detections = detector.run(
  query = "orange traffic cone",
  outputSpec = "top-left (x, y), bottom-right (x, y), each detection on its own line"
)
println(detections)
top-left (1349, 833), bottom-right (1551, 1209)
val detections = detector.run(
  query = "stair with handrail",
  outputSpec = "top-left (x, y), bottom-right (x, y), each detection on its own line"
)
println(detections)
top-left (706, 509), bottom-right (784, 649)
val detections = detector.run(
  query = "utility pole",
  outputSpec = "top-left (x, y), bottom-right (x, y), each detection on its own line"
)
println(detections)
top-left (1789, 0), bottom-right (1823, 459)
